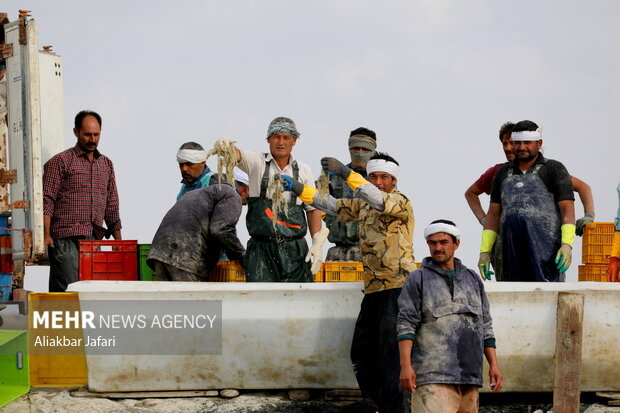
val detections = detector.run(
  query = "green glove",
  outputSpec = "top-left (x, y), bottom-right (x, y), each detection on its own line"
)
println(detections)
top-left (555, 243), bottom-right (573, 273)
top-left (478, 252), bottom-right (493, 281)
top-left (575, 212), bottom-right (595, 236)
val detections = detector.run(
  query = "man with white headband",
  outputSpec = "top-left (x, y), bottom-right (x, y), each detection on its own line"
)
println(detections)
top-left (464, 122), bottom-right (594, 274)
top-left (398, 220), bottom-right (503, 411)
top-left (147, 168), bottom-right (250, 281)
top-left (324, 127), bottom-right (377, 262)
top-left (176, 141), bottom-right (213, 200)
top-left (282, 151), bottom-right (415, 412)
top-left (213, 117), bottom-right (322, 282)
top-left (478, 120), bottom-right (576, 282)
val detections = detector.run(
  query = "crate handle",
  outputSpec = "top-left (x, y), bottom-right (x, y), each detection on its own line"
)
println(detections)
top-left (340, 266), bottom-right (357, 271)
top-left (16, 351), bottom-right (23, 369)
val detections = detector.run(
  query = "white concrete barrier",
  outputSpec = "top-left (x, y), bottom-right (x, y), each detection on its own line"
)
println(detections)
top-left (68, 281), bottom-right (620, 392)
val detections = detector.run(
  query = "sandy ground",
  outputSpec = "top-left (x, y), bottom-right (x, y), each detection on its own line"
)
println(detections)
top-left (2, 390), bottom-right (619, 413)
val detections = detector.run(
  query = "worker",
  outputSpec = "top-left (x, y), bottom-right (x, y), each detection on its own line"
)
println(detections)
top-left (324, 127), bottom-right (377, 262)
top-left (478, 120), bottom-right (576, 282)
top-left (176, 141), bottom-right (213, 200)
top-left (608, 182), bottom-right (620, 282)
top-left (147, 168), bottom-right (249, 281)
top-left (282, 152), bottom-right (415, 412)
top-left (398, 220), bottom-right (503, 411)
top-left (43, 111), bottom-right (122, 292)
top-left (465, 122), bottom-right (594, 281)
top-left (465, 122), bottom-right (595, 234)
top-left (215, 117), bottom-right (323, 282)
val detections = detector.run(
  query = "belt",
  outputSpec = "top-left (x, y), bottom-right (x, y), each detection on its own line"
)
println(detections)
top-left (251, 234), bottom-right (305, 244)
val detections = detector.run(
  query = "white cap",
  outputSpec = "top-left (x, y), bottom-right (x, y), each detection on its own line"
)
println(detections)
top-left (233, 168), bottom-right (249, 186)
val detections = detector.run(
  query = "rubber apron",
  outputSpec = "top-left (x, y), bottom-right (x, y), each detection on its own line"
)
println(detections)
top-left (499, 163), bottom-right (561, 282)
top-left (245, 157), bottom-right (312, 282)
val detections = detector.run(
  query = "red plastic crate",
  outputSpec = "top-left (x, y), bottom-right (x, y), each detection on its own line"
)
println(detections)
top-left (0, 235), bottom-right (14, 273)
top-left (78, 240), bottom-right (138, 281)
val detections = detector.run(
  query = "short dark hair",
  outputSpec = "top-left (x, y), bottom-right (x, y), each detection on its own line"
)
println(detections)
top-left (512, 120), bottom-right (539, 133)
top-left (350, 127), bottom-right (376, 141)
top-left (179, 142), bottom-right (204, 151)
top-left (74, 110), bottom-right (102, 130)
top-left (369, 151), bottom-right (399, 165)
top-left (498, 122), bottom-right (514, 142)
top-left (429, 219), bottom-right (458, 243)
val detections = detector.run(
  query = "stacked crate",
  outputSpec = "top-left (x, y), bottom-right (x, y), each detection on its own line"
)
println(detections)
top-left (78, 240), bottom-right (138, 281)
top-left (579, 222), bottom-right (615, 281)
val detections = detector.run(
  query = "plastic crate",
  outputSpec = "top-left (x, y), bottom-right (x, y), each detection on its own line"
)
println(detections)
top-left (0, 273), bottom-right (11, 301)
top-left (0, 235), bottom-right (14, 273)
top-left (323, 262), bottom-right (364, 282)
top-left (0, 214), bottom-right (10, 236)
top-left (209, 261), bottom-right (246, 282)
top-left (79, 240), bottom-right (138, 281)
top-left (0, 330), bottom-right (29, 408)
top-left (313, 266), bottom-right (324, 282)
top-left (28, 293), bottom-right (87, 387)
top-left (138, 244), bottom-right (154, 281)
top-left (582, 222), bottom-right (615, 264)
top-left (578, 264), bottom-right (609, 282)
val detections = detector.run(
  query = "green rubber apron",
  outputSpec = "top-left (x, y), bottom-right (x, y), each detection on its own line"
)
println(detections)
top-left (245, 156), bottom-right (312, 282)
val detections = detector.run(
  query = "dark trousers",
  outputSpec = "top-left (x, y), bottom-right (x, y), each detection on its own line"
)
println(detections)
top-left (351, 288), bottom-right (410, 413)
top-left (48, 236), bottom-right (93, 292)
top-left (151, 260), bottom-right (203, 282)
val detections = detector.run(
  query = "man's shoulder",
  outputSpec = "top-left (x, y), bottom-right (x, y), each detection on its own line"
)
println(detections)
top-left (484, 163), bottom-right (505, 175)
top-left (390, 189), bottom-right (411, 204)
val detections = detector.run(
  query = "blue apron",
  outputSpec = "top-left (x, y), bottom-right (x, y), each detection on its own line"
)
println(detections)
top-left (499, 163), bottom-right (561, 282)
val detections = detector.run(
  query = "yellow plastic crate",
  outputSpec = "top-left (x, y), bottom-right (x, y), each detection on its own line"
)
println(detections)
top-left (208, 261), bottom-right (246, 282)
top-left (313, 266), bottom-right (324, 282)
top-left (28, 293), bottom-right (88, 387)
top-left (578, 264), bottom-right (609, 282)
top-left (323, 262), bottom-right (364, 282)
top-left (582, 222), bottom-right (615, 264)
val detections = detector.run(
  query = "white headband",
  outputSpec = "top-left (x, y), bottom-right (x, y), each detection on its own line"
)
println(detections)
top-left (424, 223), bottom-right (461, 240)
top-left (366, 159), bottom-right (399, 179)
top-left (177, 149), bottom-right (207, 164)
top-left (233, 167), bottom-right (249, 186)
top-left (511, 128), bottom-right (542, 142)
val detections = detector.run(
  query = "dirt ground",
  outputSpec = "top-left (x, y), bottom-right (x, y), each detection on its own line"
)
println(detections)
top-left (1, 390), bottom-right (619, 413)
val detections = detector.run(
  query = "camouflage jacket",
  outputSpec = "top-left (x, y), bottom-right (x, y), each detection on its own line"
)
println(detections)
top-left (336, 189), bottom-right (415, 294)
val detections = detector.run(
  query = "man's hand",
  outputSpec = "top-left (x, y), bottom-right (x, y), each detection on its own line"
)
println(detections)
top-left (44, 234), bottom-right (55, 249)
top-left (575, 212), bottom-right (595, 236)
top-left (399, 364), bottom-right (416, 393)
top-left (555, 243), bottom-right (572, 273)
top-left (489, 364), bottom-right (503, 392)
top-left (320, 157), bottom-right (351, 180)
top-left (305, 228), bottom-right (329, 275)
top-left (280, 175), bottom-right (304, 197)
top-left (608, 257), bottom-right (620, 282)
top-left (478, 252), bottom-right (493, 280)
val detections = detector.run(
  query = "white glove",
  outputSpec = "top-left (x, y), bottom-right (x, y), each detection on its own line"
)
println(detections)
top-left (306, 228), bottom-right (329, 275)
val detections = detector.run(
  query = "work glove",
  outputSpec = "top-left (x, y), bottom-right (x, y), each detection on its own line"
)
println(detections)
top-left (320, 157), bottom-right (351, 180)
top-left (555, 243), bottom-right (572, 273)
top-left (575, 212), bottom-right (595, 236)
top-left (306, 228), bottom-right (329, 275)
top-left (478, 252), bottom-right (493, 281)
top-left (280, 175), bottom-right (304, 197)
top-left (608, 257), bottom-right (620, 282)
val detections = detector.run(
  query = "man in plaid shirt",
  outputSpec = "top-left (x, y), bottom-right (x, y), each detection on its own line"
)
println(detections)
top-left (43, 110), bottom-right (122, 292)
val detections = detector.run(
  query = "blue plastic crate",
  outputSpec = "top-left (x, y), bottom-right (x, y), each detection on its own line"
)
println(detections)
top-left (0, 274), bottom-right (11, 301)
top-left (0, 215), bottom-right (9, 236)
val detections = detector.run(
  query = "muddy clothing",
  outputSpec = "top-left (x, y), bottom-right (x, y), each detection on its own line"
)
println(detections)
top-left (397, 257), bottom-right (495, 387)
top-left (337, 189), bottom-right (415, 294)
top-left (177, 166), bottom-right (212, 200)
top-left (490, 154), bottom-right (574, 204)
top-left (491, 155), bottom-right (573, 282)
top-left (325, 163), bottom-right (366, 261)
top-left (147, 183), bottom-right (245, 280)
top-left (411, 384), bottom-right (479, 413)
top-left (239, 151), bottom-right (314, 282)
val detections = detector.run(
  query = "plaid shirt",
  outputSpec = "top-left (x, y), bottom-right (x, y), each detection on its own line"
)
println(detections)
top-left (43, 145), bottom-right (122, 239)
